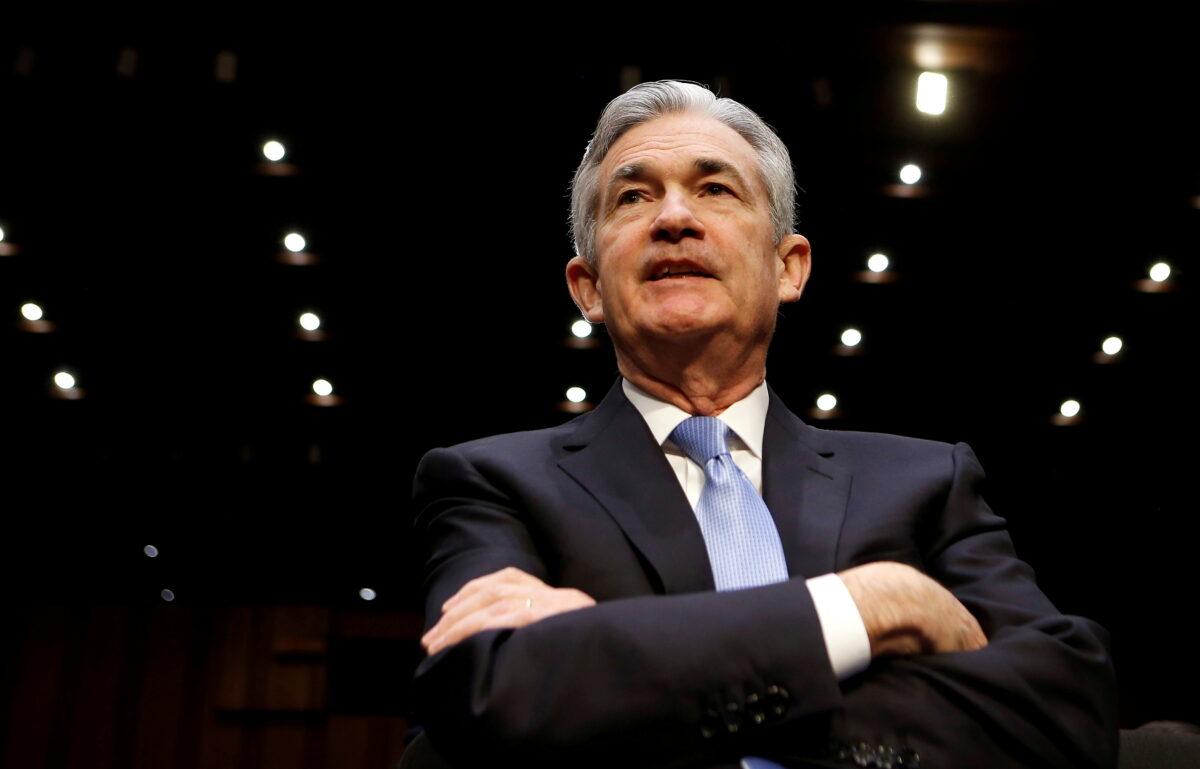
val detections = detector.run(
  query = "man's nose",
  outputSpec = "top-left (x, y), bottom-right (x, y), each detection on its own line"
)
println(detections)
top-left (650, 190), bottom-right (705, 243)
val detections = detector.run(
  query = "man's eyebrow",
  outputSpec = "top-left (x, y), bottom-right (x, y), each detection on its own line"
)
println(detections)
top-left (605, 162), bottom-right (648, 204)
top-left (694, 158), bottom-right (750, 191)
top-left (604, 158), bottom-right (753, 204)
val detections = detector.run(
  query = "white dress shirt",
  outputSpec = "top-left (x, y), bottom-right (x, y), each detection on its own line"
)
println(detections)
top-left (622, 378), bottom-right (871, 681)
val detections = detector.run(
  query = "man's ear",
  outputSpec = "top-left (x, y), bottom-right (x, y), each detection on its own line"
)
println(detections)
top-left (776, 234), bottom-right (812, 304)
top-left (566, 255), bottom-right (605, 323)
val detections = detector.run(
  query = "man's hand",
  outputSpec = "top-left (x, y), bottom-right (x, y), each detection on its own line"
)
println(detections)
top-left (421, 567), bottom-right (597, 656)
top-left (838, 561), bottom-right (988, 657)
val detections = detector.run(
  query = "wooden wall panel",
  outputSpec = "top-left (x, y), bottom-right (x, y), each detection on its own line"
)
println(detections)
top-left (3, 607), bottom-right (72, 769)
top-left (130, 608), bottom-right (194, 769)
top-left (321, 716), bottom-right (410, 768)
top-left (2, 606), bottom-right (416, 769)
top-left (213, 607), bottom-right (255, 712)
top-left (263, 607), bottom-right (328, 712)
top-left (64, 607), bottom-right (130, 769)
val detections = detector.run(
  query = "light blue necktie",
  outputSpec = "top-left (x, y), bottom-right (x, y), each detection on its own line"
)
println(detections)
top-left (669, 416), bottom-right (789, 591)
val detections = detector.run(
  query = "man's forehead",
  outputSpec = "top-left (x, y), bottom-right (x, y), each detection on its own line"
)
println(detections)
top-left (599, 113), bottom-right (763, 190)
top-left (597, 113), bottom-right (763, 203)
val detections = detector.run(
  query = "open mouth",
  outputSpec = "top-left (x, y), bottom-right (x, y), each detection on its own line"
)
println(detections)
top-left (648, 267), bottom-right (715, 281)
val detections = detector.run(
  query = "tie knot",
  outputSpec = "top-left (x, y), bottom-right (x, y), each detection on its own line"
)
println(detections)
top-left (669, 416), bottom-right (731, 466)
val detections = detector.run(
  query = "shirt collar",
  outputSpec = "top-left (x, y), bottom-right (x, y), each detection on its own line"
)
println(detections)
top-left (622, 377), bottom-right (768, 458)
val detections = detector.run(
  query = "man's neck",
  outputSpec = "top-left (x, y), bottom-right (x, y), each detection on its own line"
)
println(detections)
top-left (615, 348), bottom-right (765, 416)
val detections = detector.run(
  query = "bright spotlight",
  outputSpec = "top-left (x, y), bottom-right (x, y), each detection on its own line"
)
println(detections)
top-left (566, 387), bottom-right (587, 403)
top-left (1101, 336), bottom-right (1123, 356)
top-left (899, 164), bottom-right (922, 185)
top-left (1149, 262), bottom-right (1171, 283)
top-left (299, 312), bottom-right (321, 331)
top-left (1060, 399), bottom-right (1081, 418)
top-left (312, 379), bottom-right (333, 397)
top-left (867, 253), bottom-right (890, 273)
top-left (284, 232), bottom-right (306, 253)
top-left (916, 72), bottom-right (948, 115)
top-left (262, 140), bottom-right (286, 161)
top-left (54, 371), bottom-right (76, 390)
top-left (571, 320), bottom-right (592, 338)
top-left (816, 393), bottom-right (838, 412)
top-left (21, 302), bottom-right (43, 321)
top-left (840, 328), bottom-right (862, 347)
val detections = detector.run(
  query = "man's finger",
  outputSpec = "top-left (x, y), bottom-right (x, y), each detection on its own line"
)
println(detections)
top-left (443, 567), bottom-right (542, 611)
top-left (442, 571), bottom-right (507, 611)
top-left (428, 582), bottom-right (530, 644)
top-left (427, 598), bottom-right (535, 655)
top-left (426, 600), bottom-right (508, 653)
top-left (968, 621), bottom-right (988, 650)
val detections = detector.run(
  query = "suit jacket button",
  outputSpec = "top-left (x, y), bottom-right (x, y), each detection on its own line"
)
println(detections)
top-left (744, 692), bottom-right (768, 726)
top-left (699, 708), bottom-right (722, 739)
top-left (764, 685), bottom-right (790, 719)
top-left (723, 701), bottom-right (743, 733)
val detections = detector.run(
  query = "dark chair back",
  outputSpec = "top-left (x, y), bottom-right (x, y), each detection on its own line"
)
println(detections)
top-left (1119, 722), bottom-right (1200, 769)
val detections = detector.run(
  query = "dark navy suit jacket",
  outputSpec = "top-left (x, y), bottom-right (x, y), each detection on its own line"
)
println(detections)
top-left (411, 379), bottom-right (1117, 768)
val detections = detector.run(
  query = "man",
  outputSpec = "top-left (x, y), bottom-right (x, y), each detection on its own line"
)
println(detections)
top-left (412, 80), bottom-right (1117, 768)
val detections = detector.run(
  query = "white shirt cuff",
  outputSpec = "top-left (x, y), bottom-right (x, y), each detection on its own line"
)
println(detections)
top-left (805, 573), bottom-right (871, 680)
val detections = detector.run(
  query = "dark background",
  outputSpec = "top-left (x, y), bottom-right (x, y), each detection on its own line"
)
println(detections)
top-left (1, 8), bottom-right (1196, 767)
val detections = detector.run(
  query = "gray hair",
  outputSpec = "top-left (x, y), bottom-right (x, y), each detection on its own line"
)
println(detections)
top-left (569, 80), bottom-right (797, 266)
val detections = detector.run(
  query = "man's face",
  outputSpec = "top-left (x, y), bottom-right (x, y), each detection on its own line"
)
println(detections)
top-left (568, 112), bottom-right (809, 357)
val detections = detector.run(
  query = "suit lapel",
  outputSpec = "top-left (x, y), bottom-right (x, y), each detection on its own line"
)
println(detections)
top-left (557, 379), bottom-right (852, 593)
top-left (557, 380), bottom-right (716, 594)
top-left (762, 385), bottom-right (851, 578)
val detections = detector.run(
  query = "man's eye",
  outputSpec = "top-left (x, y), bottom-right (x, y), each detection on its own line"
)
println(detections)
top-left (705, 183), bottom-right (731, 195)
top-left (617, 190), bottom-right (642, 205)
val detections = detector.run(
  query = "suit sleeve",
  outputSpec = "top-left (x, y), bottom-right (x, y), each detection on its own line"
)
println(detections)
top-left (760, 442), bottom-right (1118, 769)
top-left (411, 441), bottom-right (1119, 768)
top-left (411, 445), bottom-right (844, 768)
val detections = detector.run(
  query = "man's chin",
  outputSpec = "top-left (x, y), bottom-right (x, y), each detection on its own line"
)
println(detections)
top-left (640, 315), bottom-right (726, 341)
top-left (636, 290), bottom-right (728, 327)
